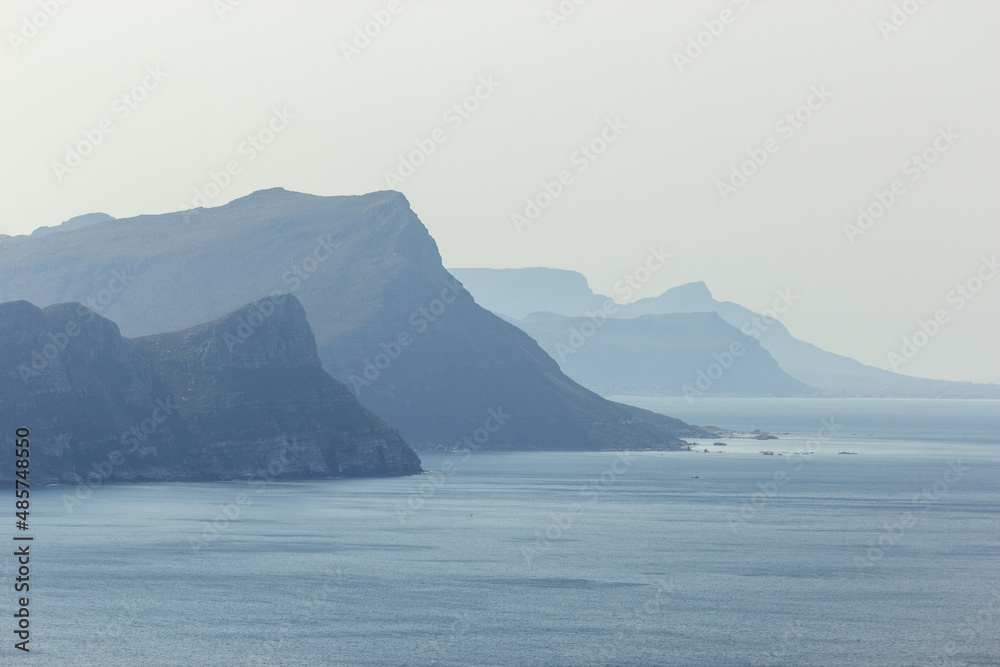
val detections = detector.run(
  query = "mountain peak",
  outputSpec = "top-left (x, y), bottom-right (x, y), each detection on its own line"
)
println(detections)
top-left (225, 187), bottom-right (299, 206)
top-left (661, 281), bottom-right (713, 301)
top-left (31, 212), bottom-right (114, 237)
top-left (137, 294), bottom-right (321, 372)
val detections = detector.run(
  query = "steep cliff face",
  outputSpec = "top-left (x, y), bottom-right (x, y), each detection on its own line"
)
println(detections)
top-left (0, 296), bottom-right (420, 483)
top-left (0, 189), bottom-right (704, 450)
top-left (133, 296), bottom-right (421, 477)
top-left (0, 300), bottom-right (197, 483)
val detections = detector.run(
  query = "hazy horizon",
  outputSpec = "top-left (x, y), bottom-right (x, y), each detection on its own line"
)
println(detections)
top-left (2, 0), bottom-right (997, 383)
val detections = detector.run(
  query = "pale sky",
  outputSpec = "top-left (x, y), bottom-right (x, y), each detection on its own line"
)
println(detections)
top-left (2, 0), bottom-right (997, 383)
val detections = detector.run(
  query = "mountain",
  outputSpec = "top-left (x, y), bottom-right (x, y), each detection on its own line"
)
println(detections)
top-left (0, 188), bottom-right (703, 450)
top-left (449, 267), bottom-right (608, 320)
top-left (510, 310), bottom-right (817, 398)
top-left (1, 300), bottom-right (197, 483)
top-left (619, 283), bottom-right (1000, 398)
top-left (0, 296), bottom-right (421, 483)
top-left (449, 268), bottom-right (608, 319)
top-left (450, 268), bottom-right (1000, 399)
top-left (30, 212), bottom-right (115, 238)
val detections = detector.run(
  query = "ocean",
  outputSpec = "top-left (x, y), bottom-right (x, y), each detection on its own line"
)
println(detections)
top-left (8, 398), bottom-right (998, 666)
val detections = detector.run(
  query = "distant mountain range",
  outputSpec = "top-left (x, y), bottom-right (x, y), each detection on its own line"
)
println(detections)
top-left (450, 268), bottom-right (1000, 399)
top-left (0, 296), bottom-right (420, 483)
top-left (0, 189), bottom-right (705, 451)
top-left (507, 311), bottom-right (817, 398)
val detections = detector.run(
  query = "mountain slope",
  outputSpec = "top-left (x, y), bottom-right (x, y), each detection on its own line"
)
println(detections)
top-left (0, 296), bottom-right (421, 483)
top-left (0, 189), bottom-right (703, 449)
top-left (619, 283), bottom-right (1000, 398)
top-left (134, 295), bottom-right (421, 477)
top-left (449, 267), bottom-right (1000, 398)
top-left (510, 310), bottom-right (817, 397)
top-left (450, 267), bottom-right (608, 319)
top-left (0, 300), bottom-right (197, 483)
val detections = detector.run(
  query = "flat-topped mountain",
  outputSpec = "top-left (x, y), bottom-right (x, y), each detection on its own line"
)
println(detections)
top-left (449, 267), bottom-right (609, 320)
top-left (453, 267), bottom-right (1000, 399)
top-left (511, 310), bottom-right (817, 398)
top-left (0, 189), bottom-right (703, 450)
top-left (0, 296), bottom-right (420, 483)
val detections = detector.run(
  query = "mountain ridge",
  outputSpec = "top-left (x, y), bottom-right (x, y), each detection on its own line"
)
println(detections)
top-left (0, 189), bottom-right (707, 450)
top-left (0, 295), bottom-right (421, 483)
top-left (450, 267), bottom-right (999, 399)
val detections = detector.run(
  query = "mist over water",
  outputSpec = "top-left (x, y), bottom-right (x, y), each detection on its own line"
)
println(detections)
top-left (16, 399), bottom-right (999, 666)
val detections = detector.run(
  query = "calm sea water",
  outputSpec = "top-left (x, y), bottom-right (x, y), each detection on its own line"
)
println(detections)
top-left (6, 399), bottom-right (999, 666)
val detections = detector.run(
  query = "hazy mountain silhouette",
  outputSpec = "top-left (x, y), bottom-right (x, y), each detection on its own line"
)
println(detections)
top-left (509, 310), bottom-right (818, 398)
top-left (452, 268), bottom-right (1000, 399)
top-left (1, 295), bottom-right (420, 483)
top-left (0, 189), bottom-right (704, 450)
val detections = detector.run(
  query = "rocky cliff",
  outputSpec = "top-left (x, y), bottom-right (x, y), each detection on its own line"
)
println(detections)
top-left (0, 296), bottom-right (420, 483)
top-left (0, 189), bottom-right (704, 450)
